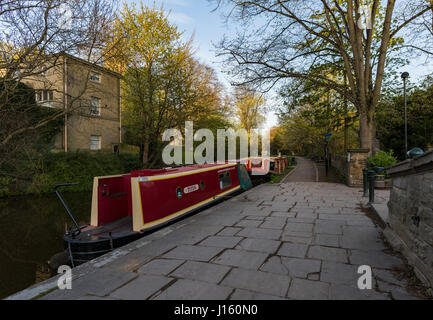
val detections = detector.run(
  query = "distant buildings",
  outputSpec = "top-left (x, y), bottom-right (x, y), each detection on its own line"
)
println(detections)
top-left (22, 53), bottom-right (122, 152)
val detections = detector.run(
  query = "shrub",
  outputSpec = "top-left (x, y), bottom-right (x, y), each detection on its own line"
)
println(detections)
top-left (367, 150), bottom-right (398, 173)
top-left (24, 152), bottom-right (141, 195)
top-left (0, 177), bottom-right (13, 197)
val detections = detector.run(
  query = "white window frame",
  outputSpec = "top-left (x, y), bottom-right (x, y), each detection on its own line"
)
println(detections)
top-left (36, 90), bottom-right (54, 108)
top-left (90, 71), bottom-right (101, 83)
top-left (90, 97), bottom-right (101, 116)
top-left (40, 66), bottom-right (47, 76)
top-left (90, 135), bottom-right (101, 150)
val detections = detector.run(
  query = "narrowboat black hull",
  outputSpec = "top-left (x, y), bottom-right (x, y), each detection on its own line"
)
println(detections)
top-left (63, 187), bottom-right (243, 265)
top-left (64, 231), bottom-right (144, 265)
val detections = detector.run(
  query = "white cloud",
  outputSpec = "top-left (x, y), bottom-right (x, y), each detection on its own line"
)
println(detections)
top-left (164, 0), bottom-right (191, 7)
top-left (167, 11), bottom-right (194, 25)
top-left (156, 0), bottom-right (191, 7)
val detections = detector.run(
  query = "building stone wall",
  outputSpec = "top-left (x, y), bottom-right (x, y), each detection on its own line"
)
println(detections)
top-left (386, 150), bottom-right (433, 288)
top-left (22, 54), bottom-right (121, 152)
top-left (332, 149), bottom-right (369, 187)
top-left (347, 149), bottom-right (369, 187)
top-left (65, 56), bottom-right (121, 152)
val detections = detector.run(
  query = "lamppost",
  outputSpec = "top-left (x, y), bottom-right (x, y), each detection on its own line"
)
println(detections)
top-left (401, 72), bottom-right (409, 159)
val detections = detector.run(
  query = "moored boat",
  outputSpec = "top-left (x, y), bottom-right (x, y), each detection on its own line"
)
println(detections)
top-left (57, 163), bottom-right (252, 265)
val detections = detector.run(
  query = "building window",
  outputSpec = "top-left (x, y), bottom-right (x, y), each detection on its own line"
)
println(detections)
top-left (90, 135), bottom-right (101, 150)
top-left (90, 97), bottom-right (101, 116)
top-left (36, 90), bottom-right (54, 108)
top-left (90, 71), bottom-right (101, 83)
top-left (40, 66), bottom-right (47, 76)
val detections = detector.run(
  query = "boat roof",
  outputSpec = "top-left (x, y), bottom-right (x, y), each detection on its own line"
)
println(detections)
top-left (131, 163), bottom-right (237, 177)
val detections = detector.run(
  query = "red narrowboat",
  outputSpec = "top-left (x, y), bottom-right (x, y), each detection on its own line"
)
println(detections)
top-left (58, 163), bottom-right (252, 265)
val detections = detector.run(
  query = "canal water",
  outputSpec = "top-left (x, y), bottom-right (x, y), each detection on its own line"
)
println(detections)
top-left (0, 192), bottom-right (91, 299)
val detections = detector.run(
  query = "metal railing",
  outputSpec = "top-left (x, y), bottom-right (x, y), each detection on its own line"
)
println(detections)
top-left (54, 183), bottom-right (83, 238)
top-left (362, 167), bottom-right (384, 205)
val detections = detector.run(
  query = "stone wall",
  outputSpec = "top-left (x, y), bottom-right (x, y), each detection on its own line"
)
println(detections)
top-left (23, 53), bottom-right (121, 152)
top-left (385, 150), bottom-right (433, 288)
top-left (65, 56), bottom-right (121, 152)
top-left (332, 149), bottom-right (369, 187)
top-left (332, 154), bottom-right (348, 179)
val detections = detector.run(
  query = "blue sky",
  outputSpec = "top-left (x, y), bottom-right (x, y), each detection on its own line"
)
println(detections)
top-left (126, 0), bottom-right (231, 80)
top-left (124, 0), bottom-right (432, 130)
top-left (125, 0), bottom-right (281, 129)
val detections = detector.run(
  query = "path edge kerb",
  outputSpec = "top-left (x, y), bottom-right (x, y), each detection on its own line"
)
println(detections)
top-left (281, 158), bottom-right (300, 183)
top-left (5, 181), bottom-right (268, 300)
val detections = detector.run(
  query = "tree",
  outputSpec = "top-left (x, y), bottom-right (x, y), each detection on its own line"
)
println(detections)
top-left (276, 79), bottom-right (361, 158)
top-left (270, 126), bottom-right (290, 155)
top-left (233, 86), bottom-right (266, 136)
top-left (0, 80), bottom-right (63, 188)
top-left (376, 76), bottom-right (433, 160)
top-left (278, 74), bottom-right (359, 155)
top-left (107, 2), bottom-right (230, 166)
top-left (0, 0), bottom-right (117, 189)
top-left (106, 3), bottom-right (189, 165)
top-left (0, 0), bottom-right (117, 148)
top-left (213, 0), bottom-right (433, 153)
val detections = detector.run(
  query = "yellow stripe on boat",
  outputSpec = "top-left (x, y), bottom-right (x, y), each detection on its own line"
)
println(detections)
top-left (136, 185), bottom-right (241, 232)
top-left (141, 163), bottom-right (236, 182)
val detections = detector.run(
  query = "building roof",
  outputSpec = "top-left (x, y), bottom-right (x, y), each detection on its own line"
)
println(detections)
top-left (60, 52), bottom-right (122, 79)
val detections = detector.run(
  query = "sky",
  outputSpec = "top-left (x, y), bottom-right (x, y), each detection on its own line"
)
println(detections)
top-left (123, 0), bottom-right (282, 129)
top-left (124, 0), bottom-right (433, 130)
top-left (125, 0), bottom-right (234, 82)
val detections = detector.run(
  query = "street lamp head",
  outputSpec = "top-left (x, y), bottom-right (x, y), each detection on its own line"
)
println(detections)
top-left (401, 72), bottom-right (409, 79)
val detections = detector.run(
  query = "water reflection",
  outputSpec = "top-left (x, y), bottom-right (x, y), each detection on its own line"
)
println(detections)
top-left (0, 192), bottom-right (91, 299)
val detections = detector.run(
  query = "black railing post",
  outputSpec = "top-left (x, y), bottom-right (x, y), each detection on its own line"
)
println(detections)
top-left (374, 166), bottom-right (385, 182)
top-left (368, 170), bottom-right (376, 205)
top-left (55, 183), bottom-right (81, 236)
top-left (362, 168), bottom-right (369, 197)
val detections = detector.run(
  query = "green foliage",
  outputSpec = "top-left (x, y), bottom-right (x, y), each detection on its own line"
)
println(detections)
top-left (107, 3), bottom-right (230, 167)
top-left (276, 75), bottom-right (360, 158)
top-left (376, 78), bottom-right (433, 160)
top-left (0, 177), bottom-right (13, 197)
top-left (0, 81), bottom-right (63, 147)
top-left (269, 167), bottom-right (293, 184)
top-left (233, 86), bottom-right (266, 134)
top-left (367, 150), bottom-right (397, 170)
top-left (2, 152), bottom-right (141, 197)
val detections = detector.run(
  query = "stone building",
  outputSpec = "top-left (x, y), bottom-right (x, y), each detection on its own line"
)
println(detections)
top-left (22, 53), bottom-right (122, 152)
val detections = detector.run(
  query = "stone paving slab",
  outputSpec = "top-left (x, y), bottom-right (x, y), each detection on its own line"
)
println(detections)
top-left (288, 279), bottom-right (329, 300)
top-left (153, 279), bottom-right (233, 300)
top-left (199, 236), bottom-right (243, 248)
top-left (111, 275), bottom-right (173, 300)
top-left (221, 268), bottom-right (291, 297)
top-left (137, 259), bottom-right (185, 276)
top-left (170, 261), bottom-right (231, 284)
top-left (9, 179), bottom-right (427, 301)
top-left (213, 249), bottom-right (269, 270)
top-left (236, 238), bottom-right (281, 254)
top-left (162, 245), bottom-right (224, 262)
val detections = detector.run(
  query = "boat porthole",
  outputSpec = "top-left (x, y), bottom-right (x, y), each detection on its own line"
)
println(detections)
top-left (200, 181), bottom-right (205, 191)
top-left (176, 187), bottom-right (183, 198)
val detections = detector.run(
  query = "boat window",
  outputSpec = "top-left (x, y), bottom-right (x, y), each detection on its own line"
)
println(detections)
top-left (176, 187), bottom-right (183, 198)
top-left (200, 181), bottom-right (205, 191)
top-left (218, 172), bottom-right (232, 190)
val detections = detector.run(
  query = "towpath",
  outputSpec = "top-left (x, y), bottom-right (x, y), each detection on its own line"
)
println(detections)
top-left (8, 170), bottom-right (425, 300)
top-left (283, 157), bottom-right (318, 182)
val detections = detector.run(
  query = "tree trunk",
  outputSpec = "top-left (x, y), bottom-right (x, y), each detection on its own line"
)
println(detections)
top-left (141, 140), bottom-right (150, 165)
top-left (359, 111), bottom-right (376, 153)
